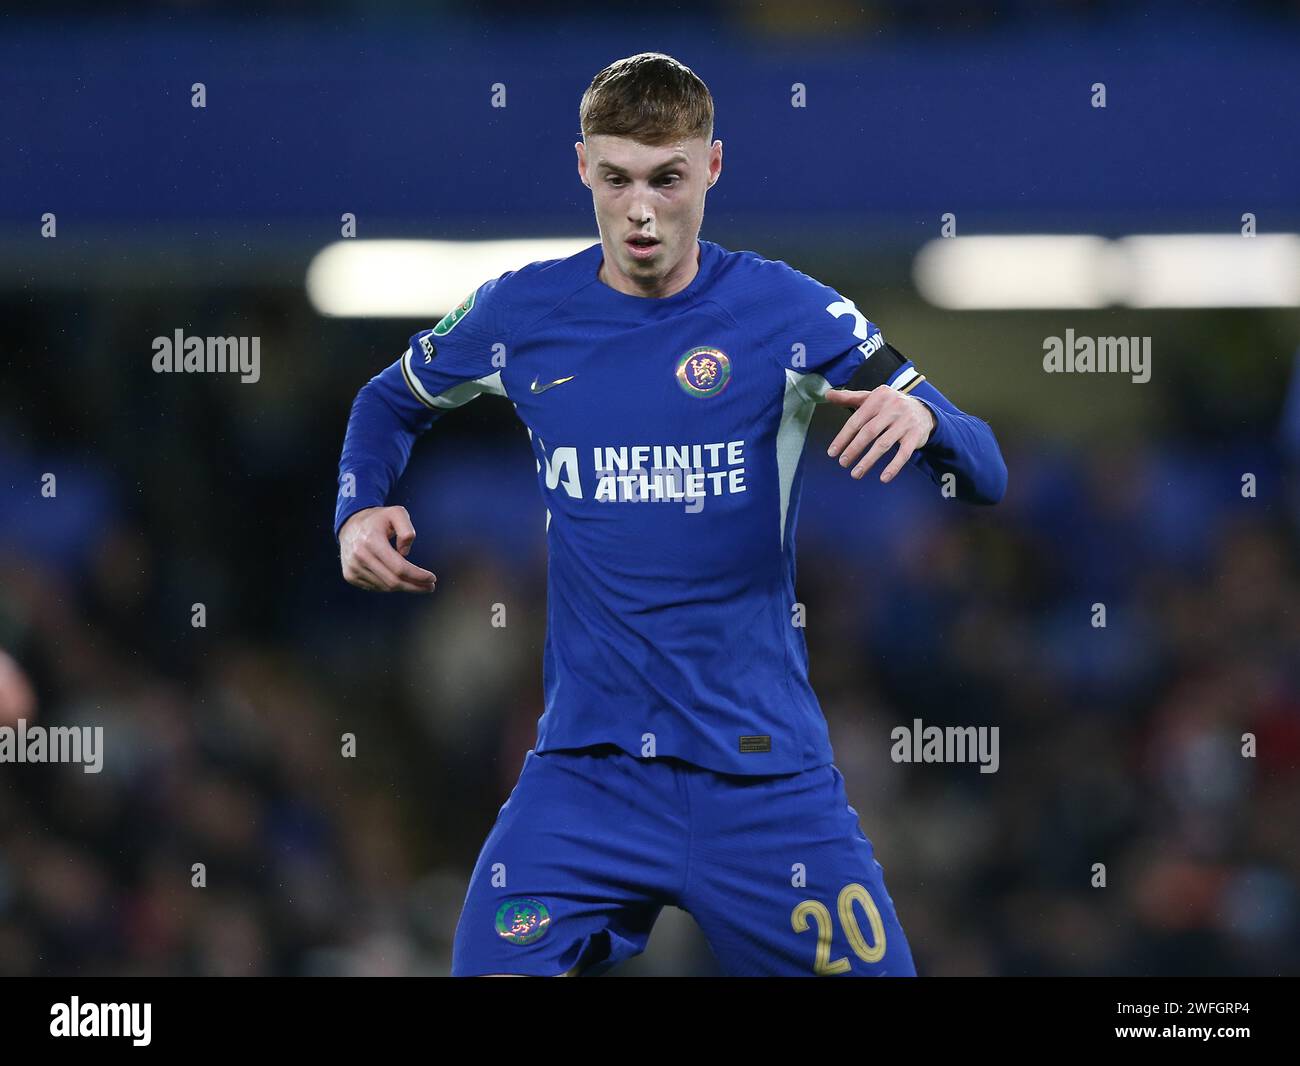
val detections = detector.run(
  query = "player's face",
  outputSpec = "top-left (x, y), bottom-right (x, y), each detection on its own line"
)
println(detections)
top-left (576, 133), bottom-right (722, 298)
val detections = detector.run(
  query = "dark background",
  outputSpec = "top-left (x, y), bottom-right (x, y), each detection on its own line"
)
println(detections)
top-left (1, 0), bottom-right (1299, 975)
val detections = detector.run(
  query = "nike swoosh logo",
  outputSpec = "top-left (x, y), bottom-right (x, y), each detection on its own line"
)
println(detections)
top-left (530, 375), bottom-right (575, 394)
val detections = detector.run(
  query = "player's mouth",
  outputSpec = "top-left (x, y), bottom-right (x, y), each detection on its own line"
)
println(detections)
top-left (625, 234), bottom-right (661, 261)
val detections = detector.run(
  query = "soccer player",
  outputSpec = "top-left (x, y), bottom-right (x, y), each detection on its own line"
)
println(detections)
top-left (334, 53), bottom-right (1006, 976)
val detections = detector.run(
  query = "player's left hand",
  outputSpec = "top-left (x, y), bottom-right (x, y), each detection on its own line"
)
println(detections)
top-left (824, 387), bottom-right (937, 483)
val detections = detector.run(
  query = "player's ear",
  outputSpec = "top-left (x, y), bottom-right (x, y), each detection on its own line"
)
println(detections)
top-left (575, 141), bottom-right (590, 188)
top-left (708, 139), bottom-right (722, 187)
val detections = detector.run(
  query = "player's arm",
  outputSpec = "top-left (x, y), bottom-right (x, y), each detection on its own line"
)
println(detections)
top-left (823, 340), bottom-right (1007, 504)
top-left (761, 261), bottom-right (1006, 503)
top-left (334, 277), bottom-right (514, 591)
top-left (335, 361), bottom-right (440, 593)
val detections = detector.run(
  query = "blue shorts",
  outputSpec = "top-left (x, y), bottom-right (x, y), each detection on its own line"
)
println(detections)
top-left (451, 745), bottom-right (916, 976)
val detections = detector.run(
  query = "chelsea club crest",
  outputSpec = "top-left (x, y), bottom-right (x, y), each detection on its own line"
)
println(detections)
top-left (495, 898), bottom-right (551, 945)
top-left (675, 346), bottom-right (731, 399)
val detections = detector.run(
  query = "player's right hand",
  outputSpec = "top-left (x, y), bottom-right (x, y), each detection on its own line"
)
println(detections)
top-left (338, 506), bottom-right (437, 593)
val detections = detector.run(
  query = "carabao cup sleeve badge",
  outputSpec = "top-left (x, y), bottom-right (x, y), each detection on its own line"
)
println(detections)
top-left (675, 346), bottom-right (731, 398)
top-left (495, 898), bottom-right (552, 945)
top-left (432, 288), bottom-right (476, 336)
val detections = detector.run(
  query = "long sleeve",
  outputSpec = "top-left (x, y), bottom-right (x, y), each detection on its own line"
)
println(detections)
top-left (334, 358), bottom-right (437, 538)
top-left (332, 271), bottom-right (518, 541)
top-left (745, 259), bottom-right (1007, 506)
top-left (907, 380), bottom-right (1007, 505)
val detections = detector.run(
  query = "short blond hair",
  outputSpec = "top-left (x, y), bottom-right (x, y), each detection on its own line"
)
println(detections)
top-left (579, 53), bottom-right (714, 146)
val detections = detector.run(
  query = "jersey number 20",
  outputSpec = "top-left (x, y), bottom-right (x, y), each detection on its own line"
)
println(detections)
top-left (791, 883), bottom-right (887, 975)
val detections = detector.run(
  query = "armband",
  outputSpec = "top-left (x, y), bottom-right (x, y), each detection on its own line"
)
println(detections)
top-left (845, 340), bottom-right (926, 393)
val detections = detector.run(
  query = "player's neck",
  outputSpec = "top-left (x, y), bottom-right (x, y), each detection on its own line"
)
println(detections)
top-left (598, 240), bottom-right (700, 299)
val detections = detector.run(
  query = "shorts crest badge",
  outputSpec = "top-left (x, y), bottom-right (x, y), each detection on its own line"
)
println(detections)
top-left (495, 898), bottom-right (551, 945)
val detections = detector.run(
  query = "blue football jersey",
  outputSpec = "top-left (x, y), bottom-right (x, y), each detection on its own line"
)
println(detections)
top-left (336, 238), bottom-right (1002, 774)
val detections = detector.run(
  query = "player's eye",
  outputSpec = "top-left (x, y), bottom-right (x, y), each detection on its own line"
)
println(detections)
top-left (656, 174), bottom-right (681, 187)
top-left (605, 175), bottom-right (627, 187)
